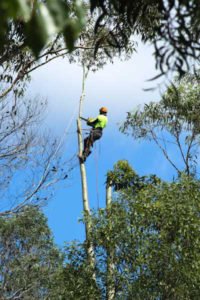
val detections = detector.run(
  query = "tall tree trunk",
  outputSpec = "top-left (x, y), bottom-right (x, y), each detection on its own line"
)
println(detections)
top-left (106, 180), bottom-right (115, 300)
top-left (77, 65), bottom-right (96, 280)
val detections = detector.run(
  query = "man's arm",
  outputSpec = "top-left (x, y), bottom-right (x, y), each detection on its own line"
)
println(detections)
top-left (87, 117), bottom-right (98, 127)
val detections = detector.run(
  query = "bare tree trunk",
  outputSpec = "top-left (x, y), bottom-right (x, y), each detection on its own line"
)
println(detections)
top-left (106, 180), bottom-right (115, 300)
top-left (77, 65), bottom-right (96, 280)
top-left (106, 181), bottom-right (112, 209)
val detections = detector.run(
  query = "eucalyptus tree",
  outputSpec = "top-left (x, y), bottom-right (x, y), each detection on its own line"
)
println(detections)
top-left (0, 1), bottom-right (134, 100)
top-left (1, 0), bottom-right (199, 83)
top-left (121, 73), bottom-right (200, 177)
top-left (61, 160), bottom-right (200, 299)
top-left (91, 0), bottom-right (200, 77)
top-left (0, 206), bottom-right (63, 299)
top-left (75, 11), bottom-right (134, 287)
top-left (94, 161), bottom-right (200, 299)
top-left (0, 0), bottom-right (86, 100)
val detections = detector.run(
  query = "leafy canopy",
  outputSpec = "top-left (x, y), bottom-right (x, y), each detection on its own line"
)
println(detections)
top-left (60, 161), bottom-right (200, 299)
top-left (91, 0), bottom-right (200, 76)
top-left (0, 206), bottom-right (63, 299)
top-left (0, 0), bottom-right (85, 56)
top-left (121, 73), bottom-right (200, 176)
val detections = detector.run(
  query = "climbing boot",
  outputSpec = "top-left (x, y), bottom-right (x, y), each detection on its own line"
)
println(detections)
top-left (78, 155), bottom-right (85, 163)
top-left (87, 150), bottom-right (92, 157)
top-left (78, 152), bottom-right (85, 163)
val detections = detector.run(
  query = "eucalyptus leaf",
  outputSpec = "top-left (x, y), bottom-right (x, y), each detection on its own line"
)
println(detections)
top-left (25, 3), bottom-right (58, 56)
top-left (16, 0), bottom-right (32, 21)
top-left (47, 0), bottom-right (69, 29)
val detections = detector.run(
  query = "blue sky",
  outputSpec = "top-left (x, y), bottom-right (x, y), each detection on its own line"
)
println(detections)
top-left (29, 41), bottom-right (177, 246)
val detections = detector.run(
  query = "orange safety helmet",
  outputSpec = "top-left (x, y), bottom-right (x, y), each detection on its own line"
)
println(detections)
top-left (99, 107), bottom-right (108, 114)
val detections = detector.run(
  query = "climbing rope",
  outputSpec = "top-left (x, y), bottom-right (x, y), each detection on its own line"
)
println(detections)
top-left (40, 104), bottom-right (79, 182)
top-left (54, 105), bottom-right (79, 156)
top-left (94, 143), bottom-right (100, 209)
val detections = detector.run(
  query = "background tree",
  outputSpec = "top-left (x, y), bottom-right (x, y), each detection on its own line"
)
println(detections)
top-left (0, 0), bottom-right (87, 100)
top-left (0, 1), bottom-right (134, 100)
top-left (1, 1), bottom-right (199, 81)
top-left (91, 0), bottom-right (200, 77)
top-left (121, 73), bottom-right (200, 176)
top-left (60, 160), bottom-right (200, 299)
top-left (50, 241), bottom-right (101, 299)
top-left (0, 206), bottom-right (63, 299)
top-left (0, 94), bottom-right (71, 216)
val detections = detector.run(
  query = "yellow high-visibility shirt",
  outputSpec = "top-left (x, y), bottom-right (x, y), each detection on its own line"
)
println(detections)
top-left (92, 115), bottom-right (108, 129)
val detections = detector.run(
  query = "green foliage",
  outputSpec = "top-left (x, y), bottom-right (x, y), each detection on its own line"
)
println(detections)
top-left (93, 171), bottom-right (200, 298)
top-left (67, 10), bottom-right (134, 75)
top-left (121, 73), bottom-right (200, 176)
top-left (0, 0), bottom-right (85, 57)
top-left (0, 206), bottom-right (63, 299)
top-left (59, 162), bottom-right (200, 299)
top-left (0, 2), bottom-right (131, 100)
top-left (122, 74), bottom-right (200, 138)
top-left (107, 160), bottom-right (160, 191)
top-left (51, 241), bottom-right (101, 299)
top-left (107, 160), bottom-right (137, 189)
top-left (91, 0), bottom-right (200, 76)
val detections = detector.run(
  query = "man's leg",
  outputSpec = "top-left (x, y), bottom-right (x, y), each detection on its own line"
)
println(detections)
top-left (92, 129), bottom-right (102, 144)
top-left (81, 129), bottom-right (102, 162)
top-left (81, 134), bottom-right (92, 161)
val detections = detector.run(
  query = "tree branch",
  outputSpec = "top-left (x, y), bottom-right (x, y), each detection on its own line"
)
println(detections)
top-left (173, 124), bottom-right (189, 174)
top-left (150, 129), bottom-right (181, 174)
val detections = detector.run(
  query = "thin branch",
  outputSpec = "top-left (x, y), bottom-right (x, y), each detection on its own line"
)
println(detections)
top-left (24, 52), bottom-right (69, 75)
top-left (157, 136), bottom-right (178, 145)
top-left (0, 45), bottom-right (97, 100)
top-left (0, 169), bottom-right (50, 217)
top-left (0, 42), bottom-right (25, 65)
top-left (0, 72), bottom-right (22, 100)
top-left (4, 284), bottom-right (33, 300)
top-left (185, 129), bottom-right (196, 169)
top-left (150, 129), bottom-right (181, 174)
top-left (173, 125), bottom-right (189, 174)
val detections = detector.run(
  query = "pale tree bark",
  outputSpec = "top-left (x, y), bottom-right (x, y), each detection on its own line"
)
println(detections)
top-left (106, 180), bottom-right (116, 300)
top-left (106, 180), bottom-right (112, 209)
top-left (77, 64), bottom-right (96, 281)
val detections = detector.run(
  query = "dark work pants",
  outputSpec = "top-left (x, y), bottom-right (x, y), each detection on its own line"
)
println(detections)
top-left (83, 128), bottom-right (102, 159)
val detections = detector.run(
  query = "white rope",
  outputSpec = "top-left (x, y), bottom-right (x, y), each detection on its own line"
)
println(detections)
top-left (53, 104), bottom-right (79, 157)
top-left (94, 143), bottom-right (100, 209)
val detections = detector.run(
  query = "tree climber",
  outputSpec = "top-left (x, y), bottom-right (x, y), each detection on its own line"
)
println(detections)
top-left (79, 107), bottom-right (108, 162)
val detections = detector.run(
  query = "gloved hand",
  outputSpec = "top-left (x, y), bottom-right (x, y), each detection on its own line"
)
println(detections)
top-left (87, 117), bottom-right (94, 125)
